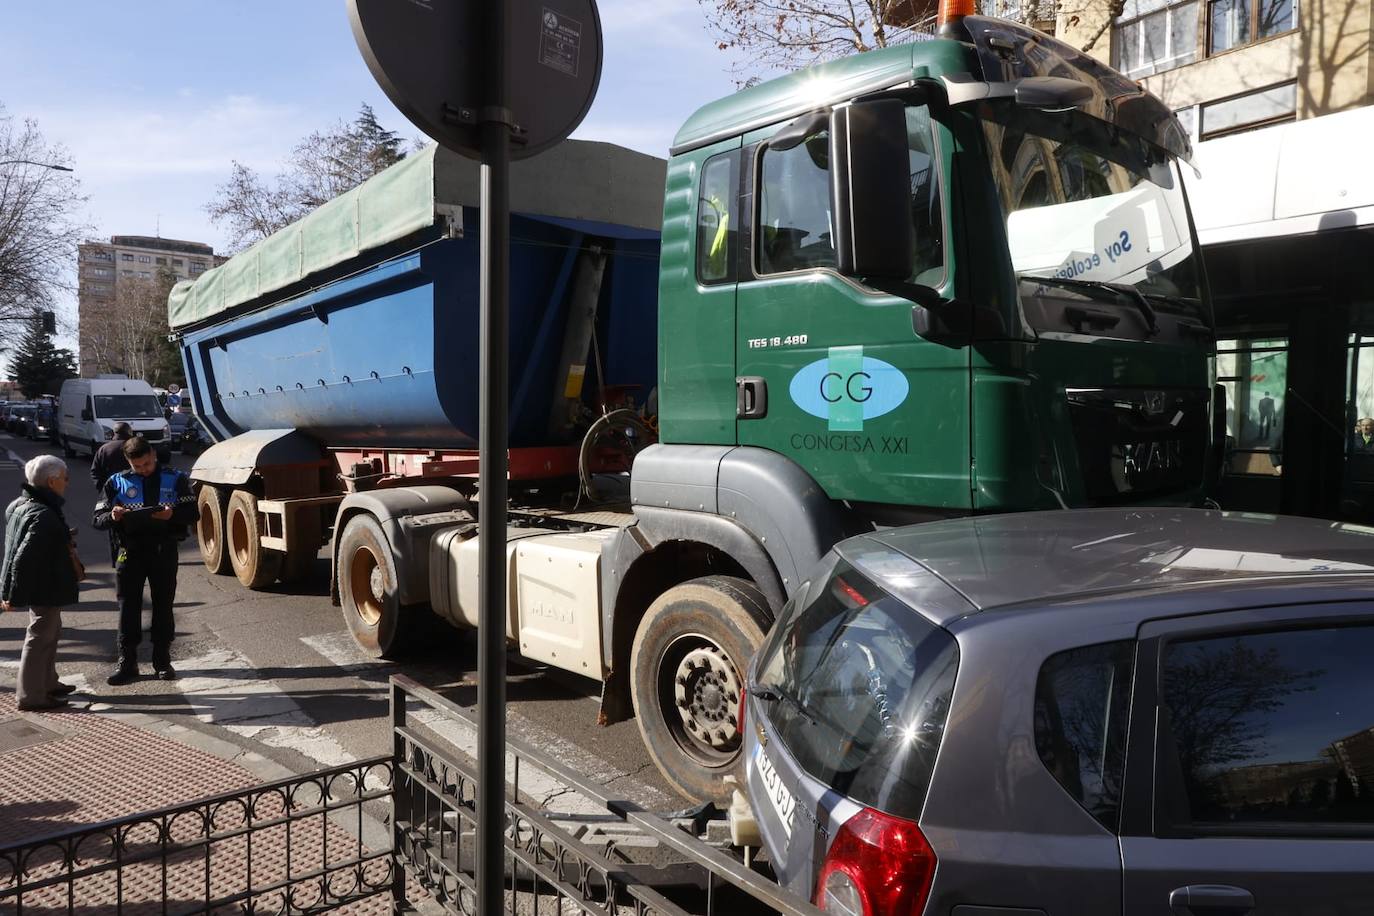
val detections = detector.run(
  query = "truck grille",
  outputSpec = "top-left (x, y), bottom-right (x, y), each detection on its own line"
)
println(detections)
top-left (1065, 387), bottom-right (1208, 504)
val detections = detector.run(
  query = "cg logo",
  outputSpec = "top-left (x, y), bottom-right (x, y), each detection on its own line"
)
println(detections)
top-left (789, 346), bottom-right (908, 431)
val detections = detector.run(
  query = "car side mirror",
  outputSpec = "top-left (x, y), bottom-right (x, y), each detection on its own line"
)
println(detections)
top-left (81, 408), bottom-right (93, 421)
top-left (829, 99), bottom-right (913, 280)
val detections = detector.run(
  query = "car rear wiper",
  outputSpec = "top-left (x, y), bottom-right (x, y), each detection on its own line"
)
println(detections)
top-left (1023, 275), bottom-right (1160, 337)
top-left (750, 682), bottom-right (818, 726)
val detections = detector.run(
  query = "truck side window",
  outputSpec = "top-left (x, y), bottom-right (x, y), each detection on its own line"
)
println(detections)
top-left (696, 151), bottom-right (738, 284)
top-left (756, 106), bottom-right (945, 281)
top-left (758, 130), bottom-right (836, 275)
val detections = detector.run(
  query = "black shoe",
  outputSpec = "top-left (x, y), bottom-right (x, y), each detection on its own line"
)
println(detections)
top-left (106, 665), bottom-right (138, 686)
top-left (51, 682), bottom-right (77, 697)
top-left (154, 662), bottom-right (177, 681)
top-left (18, 697), bottom-right (69, 712)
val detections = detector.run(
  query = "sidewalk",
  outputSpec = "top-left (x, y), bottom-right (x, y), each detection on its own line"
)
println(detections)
top-left (0, 689), bottom-right (401, 913)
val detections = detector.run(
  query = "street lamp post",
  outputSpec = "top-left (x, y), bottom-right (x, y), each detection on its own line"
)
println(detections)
top-left (0, 159), bottom-right (73, 171)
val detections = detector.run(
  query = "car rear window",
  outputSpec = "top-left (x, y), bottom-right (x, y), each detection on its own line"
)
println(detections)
top-left (1034, 641), bottom-right (1135, 831)
top-left (753, 561), bottom-right (958, 820)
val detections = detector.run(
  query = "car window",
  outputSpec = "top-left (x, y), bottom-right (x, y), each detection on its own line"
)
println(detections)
top-left (1034, 641), bottom-right (1134, 831)
top-left (1160, 623), bottom-right (1374, 830)
top-left (754, 561), bottom-right (958, 820)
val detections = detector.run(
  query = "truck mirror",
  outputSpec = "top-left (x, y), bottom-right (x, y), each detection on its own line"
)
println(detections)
top-left (829, 99), bottom-right (913, 280)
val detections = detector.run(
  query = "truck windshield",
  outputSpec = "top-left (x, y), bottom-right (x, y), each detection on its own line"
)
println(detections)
top-left (980, 102), bottom-right (1205, 334)
top-left (95, 394), bottom-right (162, 419)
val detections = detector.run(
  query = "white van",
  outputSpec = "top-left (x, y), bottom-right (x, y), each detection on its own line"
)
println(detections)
top-left (58, 376), bottom-right (171, 457)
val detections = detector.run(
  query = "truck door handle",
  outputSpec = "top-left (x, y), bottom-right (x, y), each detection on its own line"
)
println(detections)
top-left (1169, 884), bottom-right (1254, 915)
top-left (736, 377), bottom-right (767, 420)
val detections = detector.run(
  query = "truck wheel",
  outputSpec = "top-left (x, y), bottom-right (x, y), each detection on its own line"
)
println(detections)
top-left (630, 576), bottom-right (771, 803)
top-left (337, 513), bottom-right (420, 659)
top-left (226, 489), bottom-right (282, 588)
top-left (61, 436), bottom-right (76, 458)
top-left (196, 485), bottom-right (232, 576)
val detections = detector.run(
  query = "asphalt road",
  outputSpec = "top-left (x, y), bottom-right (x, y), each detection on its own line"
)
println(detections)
top-left (0, 430), bottom-right (681, 813)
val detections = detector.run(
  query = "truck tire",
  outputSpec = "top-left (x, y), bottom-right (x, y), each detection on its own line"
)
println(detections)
top-left (196, 485), bottom-right (232, 576)
top-left (61, 436), bottom-right (75, 458)
top-left (630, 576), bottom-right (771, 803)
top-left (226, 488), bottom-right (282, 588)
top-left (337, 513), bottom-right (431, 658)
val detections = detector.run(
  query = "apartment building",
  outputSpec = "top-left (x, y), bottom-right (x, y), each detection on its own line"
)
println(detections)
top-left (76, 235), bottom-right (219, 375)
top-left (1058, 0), bottom-right (1372, 138)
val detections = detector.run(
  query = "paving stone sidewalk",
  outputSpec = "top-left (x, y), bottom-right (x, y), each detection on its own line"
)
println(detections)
top-left (0, 691), bottom-right (404, 913)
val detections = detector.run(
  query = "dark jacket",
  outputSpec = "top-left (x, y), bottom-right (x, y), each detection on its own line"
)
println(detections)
top-left (91, 438), bottom-right (130, 490)
top-left (1, 484), bottom-right (80, 608)
top-left (93, 465), bottom-right (197, 549)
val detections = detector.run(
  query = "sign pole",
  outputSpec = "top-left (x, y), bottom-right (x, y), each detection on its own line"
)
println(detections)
top-left (476, 0), bottom-right (511, 910)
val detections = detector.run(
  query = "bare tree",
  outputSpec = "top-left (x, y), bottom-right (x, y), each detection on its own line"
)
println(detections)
top-left (83, 269), bottom-right (180, 385)
top-left (0, 104), bottom-right (86, 328)
top-left (701, 0), bottom-right (1078, 85)
top-left (206, 103), bottom-right (406, 253)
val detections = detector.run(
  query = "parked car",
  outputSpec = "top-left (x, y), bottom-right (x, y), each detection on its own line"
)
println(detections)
top-left (7, 404), bottom-right (35, 435)
top-left (170, 410), bottom-right (209, 454)
top-left (743, 508), bottom-right (1374, 916)
top-left (28, 403), bottom-right (56, 442)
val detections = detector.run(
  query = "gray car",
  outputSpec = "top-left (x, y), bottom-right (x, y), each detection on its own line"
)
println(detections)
top-left (743, 508), bottom-right (1374, 916)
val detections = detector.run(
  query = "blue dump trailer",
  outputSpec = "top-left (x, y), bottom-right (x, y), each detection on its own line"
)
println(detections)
top-left (176, 142), bottom-right (664, 450)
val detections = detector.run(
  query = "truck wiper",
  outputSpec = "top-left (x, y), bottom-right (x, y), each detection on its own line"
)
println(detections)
top-left (1135, 290), bottom-right (1212, 329)
top-left (1023, 275), bottom-right (1160, 337)
top-left (750, 682), bottom-right (817, 726)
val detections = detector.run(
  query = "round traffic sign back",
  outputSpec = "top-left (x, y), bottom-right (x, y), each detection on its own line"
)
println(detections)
top-left (347, 0), bottom-right (602, 161)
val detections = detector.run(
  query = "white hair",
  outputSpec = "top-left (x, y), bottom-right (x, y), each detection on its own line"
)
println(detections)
top-left (25, 455), bottom-right (67, 488)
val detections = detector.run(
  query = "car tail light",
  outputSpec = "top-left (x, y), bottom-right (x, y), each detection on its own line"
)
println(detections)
top-left (816, 807), bottom-right (937, 916)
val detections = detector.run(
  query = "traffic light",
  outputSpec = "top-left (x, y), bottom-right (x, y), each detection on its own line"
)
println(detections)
top-left (41, 311), bottom-right (55, 334)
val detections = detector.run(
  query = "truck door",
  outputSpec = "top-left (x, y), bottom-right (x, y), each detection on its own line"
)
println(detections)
top-left (657, 138), bottom-right (742, 447)
top-left (735, 105), bottom-right (970, 509)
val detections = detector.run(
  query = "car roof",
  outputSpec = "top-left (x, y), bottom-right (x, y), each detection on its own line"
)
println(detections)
top-left (844, 508), bottom-right (1374, 614)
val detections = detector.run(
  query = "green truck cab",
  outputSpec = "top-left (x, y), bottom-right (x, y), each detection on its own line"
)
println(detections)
top-left (658, 16), bottom-right (1210, 515)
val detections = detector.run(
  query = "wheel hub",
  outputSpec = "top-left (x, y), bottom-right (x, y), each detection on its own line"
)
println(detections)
top-left (369, 566), bottom-right (385, 603)
top-left (673, 645), bottom-right (741, 750)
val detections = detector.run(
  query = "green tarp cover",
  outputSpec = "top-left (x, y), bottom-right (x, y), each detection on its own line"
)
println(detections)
top-left (167, 146), bottom-right (437, 330)
top-left (168, 140), bottom-right (668, 331)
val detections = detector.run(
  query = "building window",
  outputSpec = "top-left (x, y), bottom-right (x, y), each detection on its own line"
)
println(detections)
top-left (1174, 106), bottom-right (1199, 139)
top-left (90, 267), bottom-right (113, 278)
top-left (137, 255), bottom-right (152, 263)
top-left (87, 250), bottom-right (112, 262)
top-left (173, 258), bottom-right (184, 267)
top-left (120, 269), bottom-right (135, 277)
top-left (1112, 0), bottom-right (1198, 77)
top-left (121, 253), bottom-right (135, 262)
top-left (1209, 0), bottom-right (1294, 53)
top-left (155, 256), bottom-right (167, 265)
top-left (1200, 81), bottom-right (1297, 138)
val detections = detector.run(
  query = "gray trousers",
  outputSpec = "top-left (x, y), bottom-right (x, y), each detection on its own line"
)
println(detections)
top-left (17, 605), bottom-right (62, 708)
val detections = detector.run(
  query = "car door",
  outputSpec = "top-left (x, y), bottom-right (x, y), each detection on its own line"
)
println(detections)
top-left (1121, 602), bottom-right (1374, 916)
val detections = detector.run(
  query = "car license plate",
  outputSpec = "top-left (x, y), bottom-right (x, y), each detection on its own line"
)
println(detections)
top-left (753, 744), bottom-right (797, 839)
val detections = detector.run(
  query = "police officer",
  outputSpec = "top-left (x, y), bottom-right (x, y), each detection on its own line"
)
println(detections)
top-left (93, 436), bottom-right (196, 685)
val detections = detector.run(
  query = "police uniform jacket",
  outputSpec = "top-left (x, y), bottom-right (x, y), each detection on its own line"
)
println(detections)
top-left (93, 465), bottom-right (197, 549)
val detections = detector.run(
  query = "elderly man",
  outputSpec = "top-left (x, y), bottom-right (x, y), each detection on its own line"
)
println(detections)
top-left (1, 456), bottom-right (80, 710)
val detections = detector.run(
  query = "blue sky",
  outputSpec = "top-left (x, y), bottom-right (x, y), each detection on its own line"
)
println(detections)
top-left (0, 1), bottom-right (744, 339)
